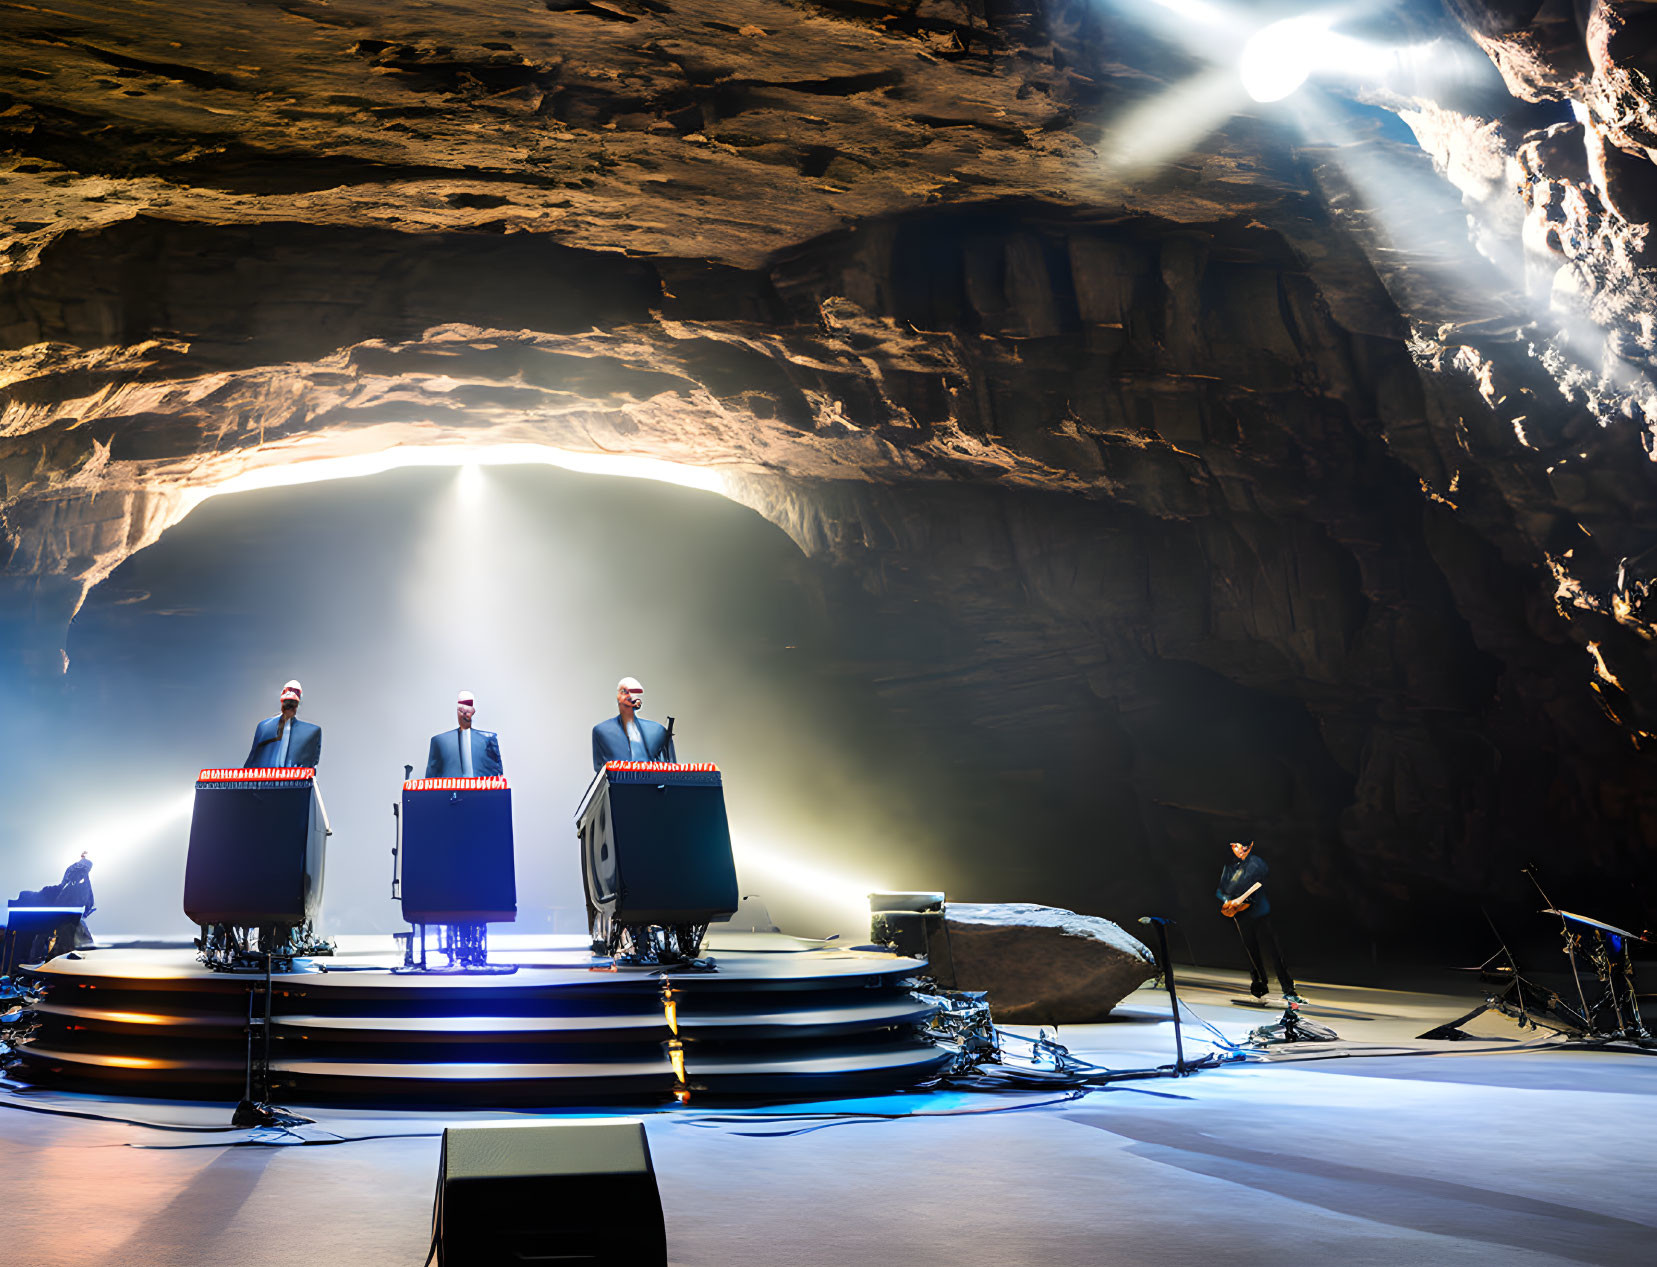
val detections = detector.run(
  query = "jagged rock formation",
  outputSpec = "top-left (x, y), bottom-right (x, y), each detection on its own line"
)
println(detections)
top-left (940, 902), bottom-right (1158, 1023)
top-left (3, 2), bottom-right (1656, 949)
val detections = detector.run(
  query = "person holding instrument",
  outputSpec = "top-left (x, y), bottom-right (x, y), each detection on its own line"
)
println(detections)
top-left (1216, 839), bottom-right (1301, 1004)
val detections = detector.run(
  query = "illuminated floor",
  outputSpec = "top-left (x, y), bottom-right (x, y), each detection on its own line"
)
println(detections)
top-left (4, 971), bottom-right (1654, 1266)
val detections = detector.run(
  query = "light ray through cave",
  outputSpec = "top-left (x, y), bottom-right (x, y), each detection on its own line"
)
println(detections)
top-left (1100, 0), bottom-right (1644, 444)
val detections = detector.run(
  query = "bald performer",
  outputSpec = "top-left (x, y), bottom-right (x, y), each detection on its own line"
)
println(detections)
top-left (426, 690), bottom-right (504, 778)
top-left (591, 676), bottom-right (676, 771)
top-left (245, 679), bottom-right (322, 768)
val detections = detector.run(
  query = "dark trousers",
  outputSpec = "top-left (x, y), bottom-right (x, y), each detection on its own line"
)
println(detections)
top-left (1237, 914), bottom-right (1295, 997)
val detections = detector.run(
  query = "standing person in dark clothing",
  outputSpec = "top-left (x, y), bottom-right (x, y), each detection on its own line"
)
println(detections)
top-left (1216, 840), bottom-right (1301, 1003)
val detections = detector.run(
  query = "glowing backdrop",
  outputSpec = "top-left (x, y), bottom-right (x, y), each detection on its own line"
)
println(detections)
top-left (3, 461), bottom-right (943, 940)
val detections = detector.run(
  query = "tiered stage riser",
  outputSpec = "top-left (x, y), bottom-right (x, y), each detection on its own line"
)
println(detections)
top-left (14, 942), bottom-right (950, 1103)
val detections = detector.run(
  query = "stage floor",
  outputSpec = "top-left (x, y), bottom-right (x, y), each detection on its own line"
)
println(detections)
top-left (4, 967), bottom-right (1654, 1266)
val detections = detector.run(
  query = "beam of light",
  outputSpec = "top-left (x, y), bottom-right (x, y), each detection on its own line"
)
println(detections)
top-left (401, 463), bottom-right (514, 679)
top-left (1098, 1), bottom-right (1486, 172)
top-left (1136, 0), bottom-right (1257, 63)
top-left (192, 441), bottom-right (731, 505)
top-left (1285, 88), bottom-right (1657, 453)
top-left (1103, 68), bottom-right (1248, 176)
top-left (455, 461), bottom-right (485, 505)
top-left (54, 790), bottom-right (195, 880)
top-left (1360, 38), bottom-right (1496, 102)
top-left (732, 840), bottom-right (889, 926)
top-left (1148, 0), bottom-right (1226, 18)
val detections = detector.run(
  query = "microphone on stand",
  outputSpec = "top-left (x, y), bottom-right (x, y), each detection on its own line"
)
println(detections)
top-left (1138, 914), bottom-right (1186, 1075)
top-left (390, 765), bottom-right (414, 899)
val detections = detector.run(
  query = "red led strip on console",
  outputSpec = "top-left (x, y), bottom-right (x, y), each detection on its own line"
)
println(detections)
top-left (604, 761), bottom-right (718, 773)
top-left (403, 776), bottom-right (510, 792)
top-left (198, 767), bottom-right (315, 782)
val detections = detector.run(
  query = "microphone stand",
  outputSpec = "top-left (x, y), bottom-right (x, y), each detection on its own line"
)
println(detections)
top-left (1138, 915), bottom-right (1186, 1075)
top-left (1525, 864), bottom-right (1595, 1033)
top-left (391, 764), bottom-right (414, 968)
top-left (390, 764), bottom-right (412, 900)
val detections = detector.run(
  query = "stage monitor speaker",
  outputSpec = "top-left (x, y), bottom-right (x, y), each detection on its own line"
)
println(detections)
top-left (433, 1119), bottom-right (667, 1266)
top-left (183, 770), bottom-right (327, 926)
top-left (577, 764), bottom-right (738, 928)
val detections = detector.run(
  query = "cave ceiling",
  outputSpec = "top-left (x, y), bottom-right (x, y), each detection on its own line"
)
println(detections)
top-left (4, 0), bottom-right (1657, 924)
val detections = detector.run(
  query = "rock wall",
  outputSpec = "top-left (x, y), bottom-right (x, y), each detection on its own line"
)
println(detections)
top-left (3, 2), bottom-right (1656, 951)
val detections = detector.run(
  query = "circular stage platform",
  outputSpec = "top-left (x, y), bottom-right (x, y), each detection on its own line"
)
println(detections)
top-left (13, 933), bottom-right (951, 1104)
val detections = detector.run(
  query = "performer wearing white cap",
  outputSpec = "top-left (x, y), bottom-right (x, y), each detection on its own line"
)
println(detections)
top-left (591, 676), bottom-right (676, 772)
top-left (244, 679), bottom-right (323, 768)
top-left (426, 690), bottom-right (503, 778)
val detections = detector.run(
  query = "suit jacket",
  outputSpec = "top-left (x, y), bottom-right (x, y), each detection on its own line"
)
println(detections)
top-left (245, 716), bottom-right (322, 769)
top-left (426, 727), bottom-right (503, 778)
top-left (591, 715), bottom-right (676, 772)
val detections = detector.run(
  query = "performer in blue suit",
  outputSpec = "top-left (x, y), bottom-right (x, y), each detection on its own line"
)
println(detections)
top-left (244, 679), bottom-right (322, 768)
top-left (426, 689), bottom-right (504, 778)
top-left (591, 676), bottom-right (676, 771)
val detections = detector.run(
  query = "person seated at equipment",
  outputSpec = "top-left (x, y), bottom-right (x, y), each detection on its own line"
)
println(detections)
top-left (56, 851), bottom-right (95, 918)
top-left (591, 676), bottom-right (675, 771)
top-left (10, 851), bottom-right (96, 959)
top-left (426, 689), bottom-right (503, 778)
top-left (245, 679), bottom-right (322, 768)
top-left (1216, 839), bottom-right (1302, 1004)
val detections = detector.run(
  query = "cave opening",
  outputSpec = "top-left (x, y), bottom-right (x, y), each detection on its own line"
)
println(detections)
top-left (8, 440), bottom-right (1427, 969)
top-left (32, 457), bottom-right (965, 940)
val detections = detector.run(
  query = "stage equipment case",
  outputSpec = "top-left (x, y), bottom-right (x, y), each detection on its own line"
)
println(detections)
top-left (183, 767), bottom-right (327, 926)
top-left (577, 762), bottom-right (739, 928)
top-left (400, 776), bottom-right (517, 925)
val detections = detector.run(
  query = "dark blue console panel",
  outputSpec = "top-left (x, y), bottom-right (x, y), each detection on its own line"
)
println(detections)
top-left (401, 780), bottom-right (517, 925)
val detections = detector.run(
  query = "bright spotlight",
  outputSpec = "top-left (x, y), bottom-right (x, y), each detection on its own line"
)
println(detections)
top-left (1239, 16), bottom-right (1327, 103)
top-left (456, 462), bottom-right (484, 505)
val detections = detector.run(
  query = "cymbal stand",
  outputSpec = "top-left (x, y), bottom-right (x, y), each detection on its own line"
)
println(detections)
top-left (1482, 908), bottom-right (1534, 1027)
top-left (1619, 940), bottom-right (1650, 1040)
top-left (1526, 867), bottom-right (1596, 1035)
top-left (1589, 933), bottom-right (1628, 1037)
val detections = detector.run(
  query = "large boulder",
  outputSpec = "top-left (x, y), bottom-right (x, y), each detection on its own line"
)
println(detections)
top-left (941, 903), bottom-right (1158, 1024)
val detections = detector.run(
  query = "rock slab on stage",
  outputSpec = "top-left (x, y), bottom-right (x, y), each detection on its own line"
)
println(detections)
top-left (943, 903), bottom-right (1157, 1024)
